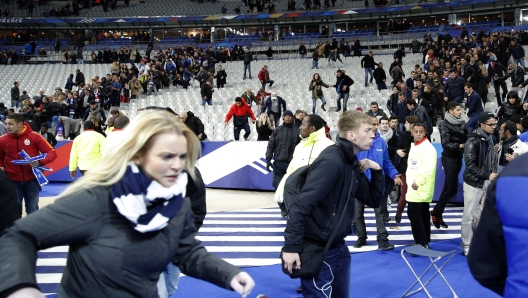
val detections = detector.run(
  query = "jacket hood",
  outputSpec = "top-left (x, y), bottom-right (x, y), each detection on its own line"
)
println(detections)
top-left (187, 111), bottom-right (195, 118)
top-left (7, 123), bottom-right (33, 138)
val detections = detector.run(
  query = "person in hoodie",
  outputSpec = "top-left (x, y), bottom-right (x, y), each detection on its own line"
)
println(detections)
top-left (224, 97), bottom-right (256, 141)
top-left (69, 121), bottom-right (106, 178)
top-left (353, 115), bottom-right (401, 250)
top-left (0, 113), bottom-right (57, 215)
top-left (334, 69), bottom-right (354, 113)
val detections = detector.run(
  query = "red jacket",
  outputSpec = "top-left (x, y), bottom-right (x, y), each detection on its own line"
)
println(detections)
top-left (0, 123), bottom-right (57, 182)
top-left (225, 99), bottom-right (256, 123)
top-left (258, 69), bottom-right (270, 82)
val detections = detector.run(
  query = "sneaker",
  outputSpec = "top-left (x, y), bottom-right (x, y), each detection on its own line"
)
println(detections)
top-left (395, 213), bottom-right (402, 224)
top-left (378, 240), bottom-right (395, 251)
top-left (462, 250), bottom-right (469, 257)
top-left (244, 136), bottom-right (249, 141)
top-left (431, 211), bottom-right (441, 229)
top-left (422, 244), bottom-right (430, 249)
top-left (353, 237), bottom-right (367, 248)
top-left (297, 286), bottom-right (302, 293)
top-left (335, 107), bottom-right (341, 112)
top-left (321, 104), bottom-right (326, 111)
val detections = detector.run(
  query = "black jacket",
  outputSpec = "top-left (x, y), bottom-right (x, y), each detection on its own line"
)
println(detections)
top-left (373, 67), bottom-right (386, 83)
top-left (242, 52), bottom-right (253, 64)
top-left (41, 131), bottom-right (58, 147)
top-left (265, 123), bottom-right (300, 162)
top-left (184, 111), bottom-right (207, 140)
top-left (397, 131), bottom-right (413, 174)
top-left (463, 130), bottom-right (493, 188)
top-left (487, 63), bottom-right (509, 82)
top-left (214, 69), bottom-right (227, 85)
top-left (0, 171), bottom-right (20, 234)
top-left (497, 101), bottom-right (522, 120)
top-left (188, 168), bottom-right (206, 231)
top-left (256, 122), bottom-right (273, 141)
top-left (411, 106), bottom-right (432, 136)
top-left (361, 55), bottom-right (377, 69)
top-left (200, 83), bottom-right (213, 99)
top-left (75, 72), bottom-right (85, 86)
top-left (509, 66), bottom-right (525, 87)
top-left (10, 86), bottom-right (19, 102)
top-left (283, 139), bottom-right (383, 252)
top-left (335, 74), bottom-right (354, 94)
top-left (438, 119), bottom-right (467, 159)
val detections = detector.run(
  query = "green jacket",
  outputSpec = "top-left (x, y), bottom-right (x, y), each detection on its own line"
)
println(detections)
top-left (406, 138), bottom-right (437, 203)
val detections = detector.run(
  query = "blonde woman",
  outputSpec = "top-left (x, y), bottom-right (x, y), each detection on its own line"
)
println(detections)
top-left (111, 61), bottom-right (119, 75)
top-left (256, 113), bottom-right (273, 141)
top-left (0, 110), bottom-right (255, 298)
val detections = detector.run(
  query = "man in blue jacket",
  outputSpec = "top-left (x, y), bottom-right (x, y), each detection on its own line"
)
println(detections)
top-left (353, 115), bottom-right (401, 250)
top-left (509, 40), bottom-right (526, 70)
top-left (261, 92), bottom-right (287, 128)
top-left (464, 82), bottom-right (484, 131)
top-left (443, 70), bottom-right (466, 103)
top-left (468, 153), bottom-right (528, 297)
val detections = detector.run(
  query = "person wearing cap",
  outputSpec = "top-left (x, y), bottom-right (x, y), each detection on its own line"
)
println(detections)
top-left (265, 109), bottom-right (300, 214)
top-left (225, 97), bottom-right (256, 141)
top-left (461, 111), bottom-right (499, 256)
top-left (39, 123), bottom-right (57, 147)
top-left (261, 92), bottom-right (287, 128)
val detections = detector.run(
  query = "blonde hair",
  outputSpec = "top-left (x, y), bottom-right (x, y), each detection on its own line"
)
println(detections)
top-left (59, 110), bottom-right (200, 197)
top-left (338, 111), bottom-right (372, 138)
top-left (258, 113), bottom-right (272, 129)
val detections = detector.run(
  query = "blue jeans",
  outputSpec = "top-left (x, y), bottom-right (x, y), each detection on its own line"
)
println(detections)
top-left (312, 60), bottom-right (319, 69)
top-left (300, 242), bottom-right (351, 298)
top-left (336, 93), bottom-right (350, 112)
top-left (157, 263), bottom-right (181, 298)
top-left (12, 179), bottom-right (41, 215)
top-left (261, 79), bottom-right (274, 90)
top-left (202, 97), bottom-right (212, 106)
top-left (398, 122), bottom-right (405, 135)
top-left (364, 67), bottom-right (373, 86)
top-left (243, 63), bottom-right (251, 80)
top-left (452, 95), bottom-right (464, 103)
top-left (11, 100), bottom-right (20, 108)
top-left (312, 96), bottom-right (326, 114)
top-left (234, 124), bottom-right (250, 140)
top-left (466, 112), bottom-right (482, 131)
top-left (514, 58), bottom-right (526, 70)
top-left (300, 54), bottom-right (306, 59)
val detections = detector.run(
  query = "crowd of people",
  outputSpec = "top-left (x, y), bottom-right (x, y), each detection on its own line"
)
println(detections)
top-left (2, 27), bottom-right (528, 298)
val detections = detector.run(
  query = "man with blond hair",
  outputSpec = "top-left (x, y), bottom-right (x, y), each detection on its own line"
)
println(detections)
top-left (282, 111), bottom-right (383, 297)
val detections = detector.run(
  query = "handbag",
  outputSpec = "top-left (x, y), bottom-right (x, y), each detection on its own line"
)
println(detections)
top-left (280, 178), bottom-right (354, 279)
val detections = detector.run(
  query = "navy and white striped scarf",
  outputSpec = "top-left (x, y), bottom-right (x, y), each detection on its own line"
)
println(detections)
top-left (111, 162), bottom-right (188, 233)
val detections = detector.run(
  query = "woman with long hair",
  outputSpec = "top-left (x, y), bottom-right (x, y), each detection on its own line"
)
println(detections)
top-left (0, 110), bottom-right (255, 298)
top-left (256, 113), bottom-right (273, 141)
top-left (497, 90), bottom-right (523, 123)
top-left (308, 73), bottom-right (332, 114)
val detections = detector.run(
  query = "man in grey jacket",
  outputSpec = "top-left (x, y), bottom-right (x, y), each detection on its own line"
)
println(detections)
top-left (242, 48), bottom-right (253, 80)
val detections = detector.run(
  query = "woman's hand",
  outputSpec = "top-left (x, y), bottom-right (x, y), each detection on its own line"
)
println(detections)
top-left (7, 288), bottom-right (44, 298)
top-left (230, 272), bottom-right (255, 298)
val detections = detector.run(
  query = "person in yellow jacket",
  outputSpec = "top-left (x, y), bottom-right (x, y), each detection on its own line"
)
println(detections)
top-left (69, 120), bottom-right (106, 178)
top-left (274, 114), bottom-right (335, 215)
top-left (406, 123), bottom-right (437, 249)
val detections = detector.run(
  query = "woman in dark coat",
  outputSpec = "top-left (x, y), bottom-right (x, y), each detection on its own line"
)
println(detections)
top-left (256, 113), bottom-right (273, 141)
top-left (352, 38), bottom-right (362, 57)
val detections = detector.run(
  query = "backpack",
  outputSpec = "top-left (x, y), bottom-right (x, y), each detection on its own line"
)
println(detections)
top-left (282, 144), bottom-right (318, 213)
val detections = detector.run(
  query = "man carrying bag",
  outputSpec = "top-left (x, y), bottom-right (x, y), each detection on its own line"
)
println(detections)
top-left (281, 111), bottom-right (384, 297)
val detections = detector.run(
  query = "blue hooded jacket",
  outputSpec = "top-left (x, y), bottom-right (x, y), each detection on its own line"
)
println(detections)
top-left (357, 132), bottom-right (399, 181)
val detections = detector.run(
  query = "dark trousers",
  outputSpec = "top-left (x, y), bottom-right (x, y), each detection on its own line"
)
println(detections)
top-left (381, 175), bottom-right (395, 222)
top-left (493, 81), bottom-right (508, 106)
top-left (397, 174), bottom-right (408, 215)
top-left (272, 160), bottom-right (289, 189)
top-left (300, 242), bottom-right (350, 298)
top-left (354, 198), bottom-right (389, 241)
top-left (233, 124), bottom-right (250, 141)
top-left (12, 179), bottom-right (41, 215)
top-left (407, 202), bottom-right (431, 246)
top-left (433, 156), bottom-right (462, 216)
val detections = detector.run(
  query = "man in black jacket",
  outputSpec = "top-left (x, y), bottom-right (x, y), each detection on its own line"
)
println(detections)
top-left (242, 48), bottom-right (253, 80)
top-left (265, 110), bottom-right (299, 213)
top-left (74, 69), bottom-right (85, 87)
top-left (461, 112), bottom-right (498, 256)
top-left (487, 61), bottom-right (509, 106)
top-left (361, 51), bottom-right (378, 87)
top-left (282, 111), bottom-right (383, 297)
top-left (335, 70), bottom-right (354, 113)
top-left (10, 82), bottom-right (20, 109)
top-left (180, 111), bottom-right (208, 141)
top-left (407, 98), bottom-right (432, 137)
top-left (373, 63), bottom-right (387, 91)
top-left (200, 81), bottom-right (213, 107)
top-left (431, 102), bottom-right (467, 229)
top-left (39, 123), bottom-right (58, 147)
top-left (443, 70), bottom-right (466, 104)
top-left (298, 42), bottom-right (307, 59)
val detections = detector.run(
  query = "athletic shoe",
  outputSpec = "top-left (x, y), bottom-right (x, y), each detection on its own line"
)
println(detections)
top-left (378, 240), bottom-right (395, 251)
top-left (321, 104), bottom-right (326, 111)
top-left (353, 237), bottom-right (367, 248)
top-left (395, 213), bottom-right (402, 224)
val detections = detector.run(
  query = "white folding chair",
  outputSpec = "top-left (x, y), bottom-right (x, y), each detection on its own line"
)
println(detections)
top-left (400, 245), bottom-right (458, 298)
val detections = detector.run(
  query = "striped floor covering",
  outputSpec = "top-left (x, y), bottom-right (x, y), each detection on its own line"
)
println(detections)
top-left (37, 203), bottom-right (463, 295)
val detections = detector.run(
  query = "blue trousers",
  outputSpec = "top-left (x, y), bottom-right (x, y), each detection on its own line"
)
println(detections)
top-left (312, 60), bottom-right (319, 69)
top-left (243, 64), bottom-right (251, 80)
top-left (364, 67), bottom-right (373, 86)
top-left (336, 93), bottom-right (350, 111)
top-left (12, 179), bottom-right (41, 215)
top-left (466, 111), bottom-right (482, 131)
top-left (300, 242), bottom-right (351, 298)
top-left (234, 124), bottom-right (250, 140)
top-left (202, 97), bottom-right (212, 106)
top-left (157, 264), bottom-right (181, 298)
top-left (261, 79), bottom-right (274, 90)
top-left (312, 96), bottom-right (327, 114)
